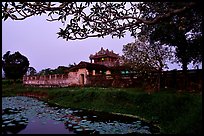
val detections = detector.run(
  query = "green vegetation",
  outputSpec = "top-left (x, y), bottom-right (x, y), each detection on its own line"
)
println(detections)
top-left (2, 81), bottom-right (202, 134)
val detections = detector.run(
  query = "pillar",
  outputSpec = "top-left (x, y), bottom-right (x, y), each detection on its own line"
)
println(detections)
top-left (93, 70), bottom-right (95, 75)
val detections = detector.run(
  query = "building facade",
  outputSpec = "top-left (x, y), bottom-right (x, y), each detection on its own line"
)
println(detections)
top-left (23, 48), bottom-right (125, 87)
top-left (23, 47), bottom-right (202, 92)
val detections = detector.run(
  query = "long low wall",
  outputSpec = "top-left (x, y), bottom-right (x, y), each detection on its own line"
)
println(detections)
top-left (23, 72), bottom-right (80, 87)
top-left (23, 69), bottom-right (202, 92)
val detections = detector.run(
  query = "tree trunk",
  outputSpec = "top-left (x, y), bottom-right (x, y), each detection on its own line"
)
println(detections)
top-left (182, 62), bottom-right (188, 91)
top-left (156, 68), bottom-right (162, 92)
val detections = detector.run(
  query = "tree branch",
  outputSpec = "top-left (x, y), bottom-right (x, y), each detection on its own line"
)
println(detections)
top-left (2, 2), bottom-right (197, 40)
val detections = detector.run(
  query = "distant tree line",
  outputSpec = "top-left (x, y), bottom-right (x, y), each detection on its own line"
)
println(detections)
top-left (36, 63), bottom-right (76, 76)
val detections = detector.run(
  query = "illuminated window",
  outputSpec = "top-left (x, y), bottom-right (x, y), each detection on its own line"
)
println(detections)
top-left (121, 71), bottom-right (125, 74)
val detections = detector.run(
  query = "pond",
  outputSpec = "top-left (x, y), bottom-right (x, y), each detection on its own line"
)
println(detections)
top-left (2, 96), bottom-right (160, 134)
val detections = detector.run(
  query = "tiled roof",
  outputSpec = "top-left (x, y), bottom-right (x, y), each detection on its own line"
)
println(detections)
top-left (68, 61), bottom-right (108, 72)
top-left (89, 47), bottom-right (119, 59)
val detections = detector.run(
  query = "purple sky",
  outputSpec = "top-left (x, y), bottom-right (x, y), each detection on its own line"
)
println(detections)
top-left (2, 15), bottom-right (200, 72)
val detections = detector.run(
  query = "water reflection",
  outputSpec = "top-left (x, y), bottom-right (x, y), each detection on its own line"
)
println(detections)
top-left (2, 96), bottom-right (159, 134)
top-left (19, 117), bottom-right (75, 134)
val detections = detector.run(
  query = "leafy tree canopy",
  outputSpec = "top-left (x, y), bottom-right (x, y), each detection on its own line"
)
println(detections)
top-left (138, 2), bottom-right (202, 70)
top-left (2, 51), bottom-right (29, 79)
top-left (2, 2), bottom-right (198, 41)
top-left (26, 67), bottom-right (37, 76)
top-left (122, 39), bottom-right (174, 72)
top-left (37, 68), bottom-right (53, 76)
top-left (37, 63), bottom-right (76, 76)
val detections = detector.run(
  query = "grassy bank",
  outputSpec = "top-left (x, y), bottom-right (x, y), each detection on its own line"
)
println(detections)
top-left (2, 82), bottom-right (202, 134)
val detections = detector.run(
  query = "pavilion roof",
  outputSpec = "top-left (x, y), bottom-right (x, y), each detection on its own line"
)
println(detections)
top-left (89, 47), bottom-right (119, 59)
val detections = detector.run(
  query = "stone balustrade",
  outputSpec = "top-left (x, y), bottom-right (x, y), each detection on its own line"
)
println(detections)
top-left (23, 72), bottom-right (80, 87)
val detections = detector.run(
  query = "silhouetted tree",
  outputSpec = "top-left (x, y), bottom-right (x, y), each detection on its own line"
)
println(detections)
top-left (2, 51), bottom-right (29, 80)
top-left (37, 63), bottom-right (76, 75)
top-left (26, 67), bottom-right (37, 76)
top-left (52, 66), bottom-right (70, 74)
top-left (139, 12), bottom-right (202, 70)
top-left (123, 39), bottom-right (174, 91)
top-left (138, 2), bottom-right (202, 91)
top-left (2, 2), bottom-right (198, 40)
top-left (37, 68), bottom-right (53, 76)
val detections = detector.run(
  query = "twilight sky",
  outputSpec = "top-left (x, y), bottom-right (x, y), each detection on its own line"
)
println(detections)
top-left (2, 14), bottom-right (200, 72)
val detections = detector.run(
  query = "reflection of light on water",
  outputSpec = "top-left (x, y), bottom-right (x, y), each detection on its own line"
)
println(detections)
top-left (19, 117), bottom-right (75, 134)
top-left (2, 96), bottom-right (75, 134)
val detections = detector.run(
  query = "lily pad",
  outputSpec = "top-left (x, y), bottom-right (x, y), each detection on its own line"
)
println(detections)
top-left (7, 123), bottom-right (16, 127)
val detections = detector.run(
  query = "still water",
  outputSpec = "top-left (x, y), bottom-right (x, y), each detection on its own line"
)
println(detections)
top-left (2, 96), bottom-right (159, 134)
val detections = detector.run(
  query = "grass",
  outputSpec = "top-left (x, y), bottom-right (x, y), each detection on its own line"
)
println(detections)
top-left (2, 81), bottom-right (202, 134)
